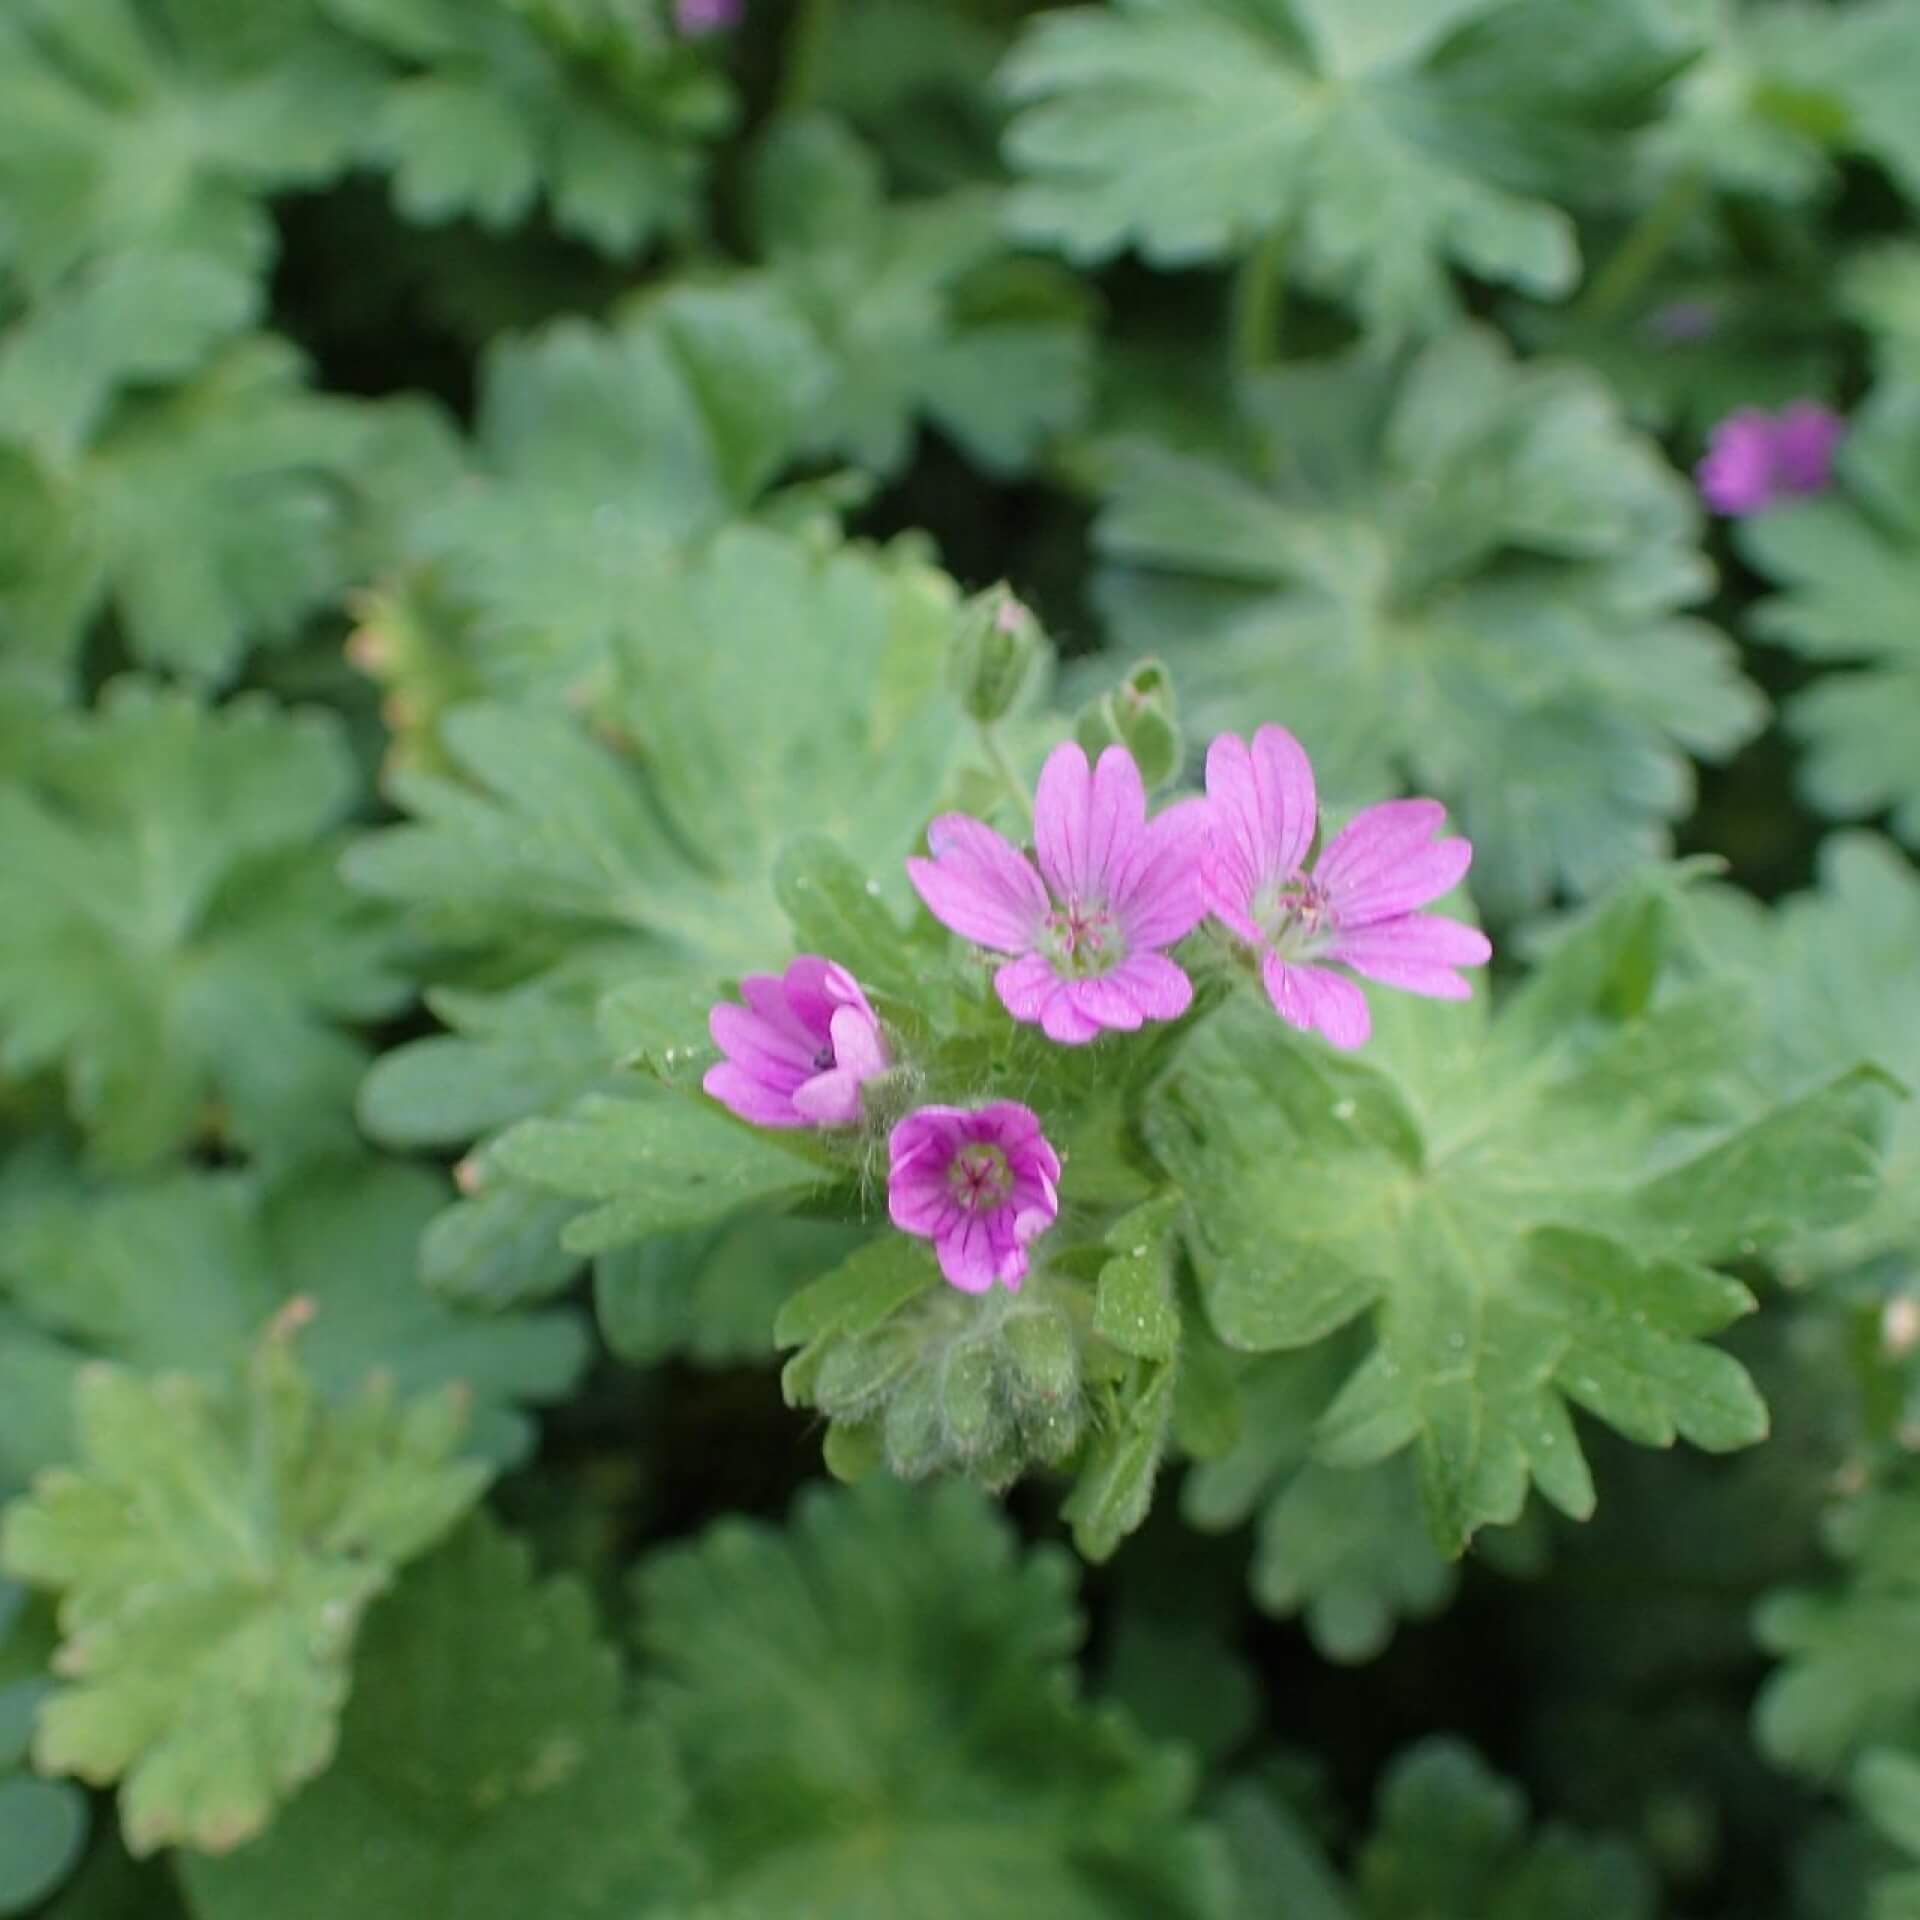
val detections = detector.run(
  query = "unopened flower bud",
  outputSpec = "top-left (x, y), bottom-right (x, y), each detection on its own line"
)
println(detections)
top-left (949, 584), bottom-right (1047, 726)
top-left (1074, 659), bottom-right (1180, 791)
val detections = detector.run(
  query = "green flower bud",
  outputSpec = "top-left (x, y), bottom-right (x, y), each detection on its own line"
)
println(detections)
top-left (949, 583), bottom-right (1048, 725)
top-left (882, 1371), bottom-right (947, 1478)
top-left (1002, 1305), bottom-right (1080, 1409)
top-left (940, 1344), bottom-right (1002, 1454)
top-left (1073, 659), bottom-right (1181, 790)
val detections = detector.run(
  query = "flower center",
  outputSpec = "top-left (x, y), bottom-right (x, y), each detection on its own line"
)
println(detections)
top-left (811, 1045), bottom-right (836, 1072)
top-left (1041, 897), bottom-right (1124, 978)
top-left (948, 1141), bottom-right (1014, 1212)
top-left (1252, 874), bottom-right (1338, 959)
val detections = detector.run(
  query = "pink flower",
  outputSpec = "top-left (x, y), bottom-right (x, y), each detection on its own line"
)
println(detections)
top-left (1203, 726), bottom-right (1491, 1051)
top-left (703, 957), bottom-right (888, 1129)
top-left (888, 1103), bottom-right (1061, 1293)
top-left (907, 742), bottom-right (1206, 1045)
top-left (1697, 401), bottom-right (1845, 517)
top-left (675, 0), bottom-right (742, 33)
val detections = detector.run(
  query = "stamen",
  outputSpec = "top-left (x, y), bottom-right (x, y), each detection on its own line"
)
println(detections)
top-left (948, 1141), bottom-right (1014, 1211)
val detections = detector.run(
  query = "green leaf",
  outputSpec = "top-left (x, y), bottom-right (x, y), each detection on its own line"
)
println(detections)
top-left (1354, 1737), bottom-right (1656, 1919)
top-left (0, 1581), bottom-right (87, 1914)
top-left (0, 1154), bottom-right (584, 1484)
top-left (347, 528), bottom-right (968, 1296)
top-left (1183, 1345), bottom-right (1456, 1661)
top-left (1849, 246), bottom-right (1920, 388)
top-left (747, 114), bottom-right (1093, 477)
top-left (1673, 832), bottom-right (1920, 1280)
top-left (1003, 0), bottom-right (1684, 335)
top-left (638, 1478), bottom-right (1232, 1920)
top-left (1859, 1748), bottom-right (1920, 1862)
top-left (1214, 1772), bottom-right (1357, 1920)
top-left (1524, 1230), bottom-right (1766, 1452)
top-left (1089, 326), bottom-right (1758, 915)
top-left (1640, 3), bottom-right (1841, 202)
top-left (1757, 1489), bottom-right (1920, 1782)
top-left (1663, 0), bottom-right (1920, 210)
top-left (362, 958), bottom-right (636, 1151)
top-left (1093, 1194), bottom-right (1185, 1364)
top-left (322, 0), bottom-right (733, 253)
top-left (0, 1776), bottom-right (87, 1916)
top-left (1742, 385), bottom-right (1920, 847)
top-left (1145, 874), bottom-right (1882, 1554)
top-left (1062, 1361), bottom-right (1177, 1561)
top-left (394, 290), bottom-right (834, 703)
top-left (180, 1516), bottom-right (696, 1919)
top-left (0, 244), bottom-right (258, 456)
top-left (596, 971), bottom-right (723, 1091)
top-left (0, 0), bottom-right (381, 430)
top-left (348, 528), bottom-right (964, 972)
top-left (0, 340), bottom-right (377, 684)
top-left (774, 835), bottom-right (932, 1004)
top-left (599, 1212), bottom-right (874, 1368)
top-left (495, 1090), bottom-right (833, 1255)
top-left (0, 682), bottom-right (406, 1170)
top-left (775, 1234), bottom-right (940, 1357)
top-left (0, 1316), bottom-right (486, 1856)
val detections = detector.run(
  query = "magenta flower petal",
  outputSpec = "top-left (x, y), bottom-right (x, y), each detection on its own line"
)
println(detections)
top-left (1331, 928), bottom-right (1480, 998)
top-left (993, 952), bottom-right (1061, 1023)
top-left (707, 1009), bottom-right (809, 1091)
top-left (1206, 726), bottom-right (1317, 889)
top-left (1108, 951), bottom-right (1193, 1021)
top-left (1262, 955), bottom-right (1371, 1050)
top-left (1204, 726), bottom-right (1488, 1046)
top-left (1066, 974), bottom-right (1146, 1032)
top-left (1314, 798), bottom-right (1445, 891)
top-left (1772, 400), bottom-right (1845, 495)
top-left (1110, 796), bottom-right (1208, 949)
top-left (1697, 410), bottom-right (1776, 517)
top-left (1040, 990), bottom-right (1104, 1045)
top-left (1698, 401), bottom-right (1845, 516)
top-left (937, 1216), bottom-right (1001, 1292)
top-left (888, 1102), bottom-right (1061, 1293)
top-left (1035, 742), bottom-right (1145, 902)
top-left (909, 815), bottom-right (1049, 951)
top-left (1201, 851), bottom-right (1267, 946)
top-left (1331, 913), bottom-right (1492, 971)
top-left (704, 956), bottom-right (889, 1129)
top-left (914, 743), bottom-right (1199, 1045)
top-left (791, 1068), bottom-right (864, 1126)
top-left (775, 955), bottom-right (841, 1032)
top-left (1316, 802), bottom-right (1472, 925)
top-left (702, 1062), bottom-right (809, 1129)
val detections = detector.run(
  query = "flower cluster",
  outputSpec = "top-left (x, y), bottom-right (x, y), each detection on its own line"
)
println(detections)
top-left (704, 728), bottom-right (1487, 1293)
top-left (1697, 401), bottom-right (1845, 518)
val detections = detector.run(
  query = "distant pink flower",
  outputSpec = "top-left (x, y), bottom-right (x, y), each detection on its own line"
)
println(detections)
top-left (1697, 401), bottom-right (1845, 517)
top-left (907, 742), bottom-right (1206, 1045)
top-left (888, 1103), bottom-right (1061, 1293)
top-left (675, 0), bottom-right (741, 34)
top-left (703, 957), bottom-right (887, 1129)
top-left (1203, 726), bottom-right (1491, 1051)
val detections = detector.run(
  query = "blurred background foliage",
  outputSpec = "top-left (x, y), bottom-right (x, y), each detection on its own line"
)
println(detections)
top-left (3, 0), bottom-right (1920, 1915)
